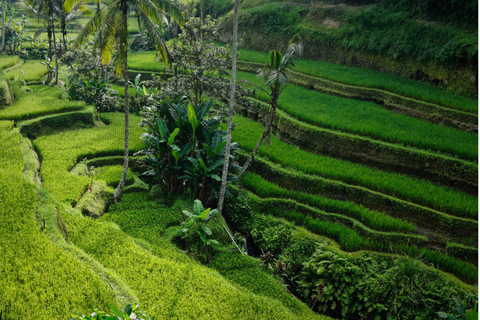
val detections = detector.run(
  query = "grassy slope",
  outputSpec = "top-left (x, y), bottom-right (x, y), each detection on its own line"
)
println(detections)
top-left (0, 84), bottom-right (325, 318)
top-left (238, 71), bottom-right (478, 161)
top-left (231, 116), bottom-right (477, 219)
top-left (236, 47), bottom-right (478, 113)
top-left (0, 85), bottom-right (84, 121)
top-left (0, 121), bottom-right (115, 318)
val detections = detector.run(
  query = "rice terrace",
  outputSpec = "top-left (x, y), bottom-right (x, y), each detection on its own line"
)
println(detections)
top-left (0, 0), bottom-right (478, 319)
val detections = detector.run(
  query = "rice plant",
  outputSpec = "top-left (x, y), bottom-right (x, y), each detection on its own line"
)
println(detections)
top-left (232, 115), bottom-right (477, 219)
top-left (237, 47), bottom-right (478, 113)
top-left (238, 71), bottom-right (478, 161)
top-left (242, 172), bottom-right (416, 234)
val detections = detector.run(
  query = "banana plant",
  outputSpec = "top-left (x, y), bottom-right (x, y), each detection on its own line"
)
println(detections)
top-left (177, 199), bottom-right (220, 261)
top-left (137, 100), bottom-right (238, 205)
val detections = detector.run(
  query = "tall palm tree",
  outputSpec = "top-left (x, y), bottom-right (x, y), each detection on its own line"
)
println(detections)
top-left (75, 0), bottom-right (183, 200)
top-left (217, 0), bottom-right (239, 215)
top-left (236, 36), bottom-right (302, 179)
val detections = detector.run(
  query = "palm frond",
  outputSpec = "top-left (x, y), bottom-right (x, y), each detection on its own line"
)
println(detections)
top-left (74, 5), bottom-right (105, 47)
top-left (138, 9), bottom-right (171, 66)
top-left (34, 26), bottom-right (48, 38)
top-left (148, 0), bottom-right (184, 26)
top-left (114, 8), bottom-right (129, 76)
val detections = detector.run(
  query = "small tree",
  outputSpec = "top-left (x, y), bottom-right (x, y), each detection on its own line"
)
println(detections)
top-left (237, 36), bottom-right (302, 179)
top-left (136, 100), bottom-right (239, 208)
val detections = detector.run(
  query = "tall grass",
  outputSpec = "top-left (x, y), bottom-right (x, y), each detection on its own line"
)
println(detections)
top-left (232, 115), bottom-right (477, 218)
top-left (34, 113), bottom-right (146, 205)
top-left (0, 121), bottom-right (115, 318)
top-left (238, 71), bottom-right (478, 161)
top-left (66, 193), bottom-right (322, 319)
top-left (0, 85), bottom-right (84, 121)
top-left (243, 172), bottom-right (416, 233)
top-left (5, 60), bottom-right (48, 82)
top-left (128, 51), bottom-right (165, 72)
top-left (235, 44), bottom-right (478, 113)
top-left (0, 55), bottom-right (20, 69)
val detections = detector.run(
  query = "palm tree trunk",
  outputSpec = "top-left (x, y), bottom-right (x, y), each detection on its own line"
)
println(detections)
top-left (114, 2), bottom-right (130, 201)
top-left (0, 0), bottom-right (5, 52)
top-left (52, 23), bottom-right (58, 85)
top-left (237, 100), bottom-right (277, 179)
top-left (217, 0), bottom-right (239, 214)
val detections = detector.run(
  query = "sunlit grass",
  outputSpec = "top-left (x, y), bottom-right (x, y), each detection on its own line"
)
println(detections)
top-left (232, 115), bottom-right (477, 218)
top-left (238, 71), bottom-right (478, 161)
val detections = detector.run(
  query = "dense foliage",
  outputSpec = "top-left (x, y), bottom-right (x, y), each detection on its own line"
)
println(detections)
top-left (137, 100), bottom-right (239, 207)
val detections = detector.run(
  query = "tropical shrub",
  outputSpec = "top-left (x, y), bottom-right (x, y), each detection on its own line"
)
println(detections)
top-left (298, 247), bottom-right (474, 319)
top-left (176, 199), bottom-right (220, 260)
top-left (136, 100), bottom-right (239, 207)
top-left (62, 48), bottom-right (120, 112)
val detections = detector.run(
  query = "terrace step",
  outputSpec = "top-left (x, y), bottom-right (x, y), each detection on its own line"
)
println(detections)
top-left (238, 60), bottom-right (477, 132)
top-left (236, 101), bottom-right (478, 195)
top-left (243, 154), bottom-right (478, 245)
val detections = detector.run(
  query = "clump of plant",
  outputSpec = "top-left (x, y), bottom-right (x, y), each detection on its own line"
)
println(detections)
top-left (72, 303), bottom-right (153, 320)
top-left (153, 10), bottom-right (253, 111)
top-left (176, 199), bottom-right (220, 261)
top-left (438, 294), bottom-right (478, 320)
top-left (136, 99), bottom-right (239, 207)
top-left (62, 47), bottom-right (120, 112)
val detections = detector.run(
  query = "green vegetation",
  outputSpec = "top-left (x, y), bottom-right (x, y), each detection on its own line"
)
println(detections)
top-left (33, 113), bottom-right (146, 205)
top-left (242, 172), bottom-right (416, 234)
top-left (232, 115), bottom-right (477, 219)
top-left (98, 192), bottom-right (324, 319)
top-left (238, 71), bottom-right (478, 161)
top-left (128, 51), bottom-right (165, 72)
top-left (0, 55), bottom-right (20, 69)
top-left (0, 121), bottom-right (114, 318)
top-left (95, 165), bottom-right (136, 188)
top-left (5, 60), bottom-right (48, 82)
top-left (236, 47), bottom-right (478, 113)
top-left (0, 85), bottom-right (84, 121)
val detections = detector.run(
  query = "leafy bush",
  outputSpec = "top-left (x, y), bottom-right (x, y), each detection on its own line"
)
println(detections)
top-left (176, 199), bottom-right (220, 260)
top-left (298, 247), bottom-right (474, 319)
top-left (62, 48), bottom-right (120, 112)
top-left (136, 100), bottom-right (239, 207)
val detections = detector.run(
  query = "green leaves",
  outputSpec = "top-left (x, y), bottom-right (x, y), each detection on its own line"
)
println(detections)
top-left (187, 104), bottom-right (198, 135)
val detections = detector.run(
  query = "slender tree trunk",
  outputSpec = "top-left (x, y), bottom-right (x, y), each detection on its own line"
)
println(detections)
top-left (114, 2), bottom-right (130, 201)
top-left (52, 23), bottom-right (58, 84)
top-left (217, 0), bottom-right (239, 214)
top-left (237, 99), bottom-right (277, 179)
top-left (200, 0), bottom-right (203, 42)
top-left (0, 0), bottom-right (5, 52)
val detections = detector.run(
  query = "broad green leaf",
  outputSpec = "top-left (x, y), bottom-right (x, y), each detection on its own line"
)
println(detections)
top-left (187, 105), bottom-right (198, 134)
top-left (168, 128), bottom-right (180, 145)
top-left (198, 230), bottom-right (207, 243)
top-left (157, 119), bottom-right (169, 140)
top-left (135, 74), bottom-right (141, 87)
top-left (193, 199), bottom-right (204, 216)
top-left (198, 159), bottom-right (207, 174)
top-left (109, 305), bottom-right (124, 319)
top-left (207, 174), bottom-right (221, 182)
top-left (124, 304), bottom-right (133, 316)
top-left (199, 208), bottom-right (211, 220)
top-left (201, 225), bottom-right (212, 235)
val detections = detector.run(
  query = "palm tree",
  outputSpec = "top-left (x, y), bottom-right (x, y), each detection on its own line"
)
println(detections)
top-left (75, 0), bottom-right (183, 200)
top-left (236, 36), bottom-right (302, 179)
top-left (217, 0), bottom-right (239, 215)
